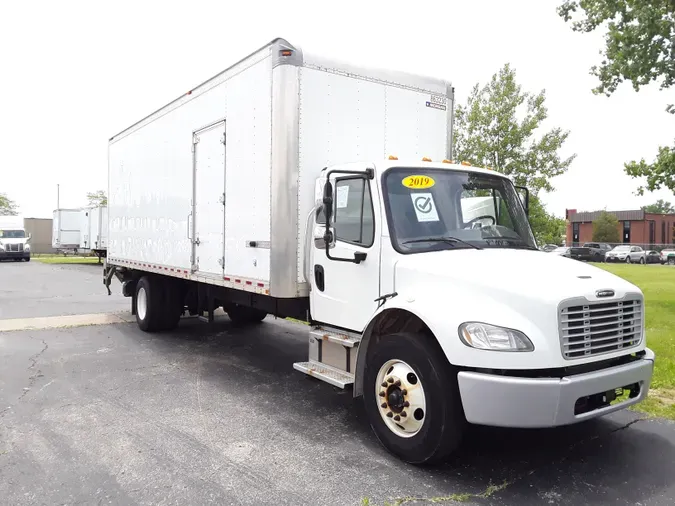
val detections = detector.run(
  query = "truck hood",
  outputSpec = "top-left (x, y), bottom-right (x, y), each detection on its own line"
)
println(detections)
top-left (0, 238), bottom-right (28, 245)
top-left (394, 248), bottom-right (639, 304)
top-left (392, 248), bottom-right (644, 369)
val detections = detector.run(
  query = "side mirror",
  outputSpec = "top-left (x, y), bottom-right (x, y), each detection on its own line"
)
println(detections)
top-left (322, 181), bottom-right (333, 224)
top-left (27, 233), bottom-right (32, 242)
top-left (515, 186), bottom-right (529, 216)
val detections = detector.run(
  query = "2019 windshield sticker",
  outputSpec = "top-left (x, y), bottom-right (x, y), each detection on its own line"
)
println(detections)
top-left (402, 175), bottom-right (435, 189)
top-left (410, 193), bottom-right (439, 222)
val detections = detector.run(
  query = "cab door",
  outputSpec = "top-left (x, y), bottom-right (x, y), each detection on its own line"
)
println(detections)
top-left (310, 174), bottom-right (381, 331)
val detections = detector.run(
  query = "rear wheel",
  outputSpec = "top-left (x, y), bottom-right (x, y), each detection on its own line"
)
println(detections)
top-left (669, 257), bottom-right (675, 265)
top-left (225, 304), bottom-right (267, 324)
top-left (135, 276), bottom-right (163, 332)
top-left (640, 257), bottom-right (645, 264)
top-left (363, 332), bottom-right (465, 464)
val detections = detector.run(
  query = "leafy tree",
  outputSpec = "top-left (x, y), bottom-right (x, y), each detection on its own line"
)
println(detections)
top-left (86, 190), bottom-right (107, 207)
top-left (528, 196), bottom-right (566, 245)
top-left (0, 193), bottom-right (18, 216)
top-left (558, 0), bottom-right (674, 194)
top-left (592, 211), bottom-right (621, 242)
top-left (454, 64), bottom-right (576, 193)
top-left (625, 145), bottom-right (675, 194)
top-left (642, 199), bottom-right (675, 213)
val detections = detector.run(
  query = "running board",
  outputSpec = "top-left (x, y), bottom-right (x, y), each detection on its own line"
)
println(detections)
top-left (293, 361), bottom-right (354, 389)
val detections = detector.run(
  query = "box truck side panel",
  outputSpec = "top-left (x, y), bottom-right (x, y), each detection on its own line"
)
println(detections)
top-left (295, 66), bottom-right (452, 283)
top-left (109, 51), bottom-right (273, 281)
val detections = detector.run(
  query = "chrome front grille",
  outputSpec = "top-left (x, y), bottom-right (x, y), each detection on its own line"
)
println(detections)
top-left (559, 297), bottom-right (643, 359)
top-left (6, 243), bottom-right (23, 252)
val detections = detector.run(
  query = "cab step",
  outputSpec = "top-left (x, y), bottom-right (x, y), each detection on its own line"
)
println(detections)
top-left (308, 328), bottom-right (360, 347)
top-left (293, 361), bottom-right (354, 389)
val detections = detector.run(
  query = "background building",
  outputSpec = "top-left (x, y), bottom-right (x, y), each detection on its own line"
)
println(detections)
top-left (566, 209), bottom-right (675, 247)
top-left (23, 217), bottom-right (56, 254)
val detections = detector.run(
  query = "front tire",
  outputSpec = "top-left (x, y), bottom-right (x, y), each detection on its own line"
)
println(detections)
top-left (363, 332), bottom-right (465, 464)
top-left (626, 256), bottom-right (631, 264)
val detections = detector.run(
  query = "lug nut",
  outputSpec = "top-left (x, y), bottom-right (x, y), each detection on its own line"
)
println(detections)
top-left (394, 379), bottom-right (401, 386)
top-left (401, 411), bottom-right (407, 417)
top-left (386, 412), bottom-right (393, 418)
top-left (394, 415), bottom-right (401, 421)
top-left (381, 382), bottom-right (388, 388)
top-left (381, 403), bottom-right (387, 408)
top-left (403, 401), bottom-right (410, 408)
top-left (387, 377), bottom-right (394, 383)
top-left (401, 389), bottom-right (407, 396)
top-left (379, 391), bottom-right (385, 397)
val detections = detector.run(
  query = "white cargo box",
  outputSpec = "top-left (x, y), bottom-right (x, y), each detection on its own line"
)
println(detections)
top-left (52, 209), bottom-right (82, 250)
top-left (80, 206), bottom-right (108, 251)
top-left (108, 38), bottom-right (453, 298)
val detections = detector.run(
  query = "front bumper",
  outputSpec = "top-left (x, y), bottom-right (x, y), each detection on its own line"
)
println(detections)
top-left (457, 348), bottom-right (654, 428)
top-left (605, 256), bottom-right (625, 262)
top-left (0, 251), bottom-right (29, 260)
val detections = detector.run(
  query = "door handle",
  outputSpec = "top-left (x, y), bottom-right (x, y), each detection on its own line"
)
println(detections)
top-left (187, 212), bottom-right (192, 240)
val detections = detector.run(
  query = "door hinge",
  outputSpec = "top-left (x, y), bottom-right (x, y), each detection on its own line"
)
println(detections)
top-left (218, 193), bottom-right (226, 205)
top-left (218, 257), bottom-right (224, 267)
top-left (194, 237), bottom-right (201, 246)
top-left (220, 133), bottom-right (226, 145)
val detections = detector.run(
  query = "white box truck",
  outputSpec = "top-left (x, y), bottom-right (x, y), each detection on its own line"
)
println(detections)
top-left (104, 38), bottom-right (654, 463)
top-left (0, 216), bottom-right (31, 261)
top-left (52, 208), bottom-right (82, 252)
top-left (80, 205), bottom-right (108, 259)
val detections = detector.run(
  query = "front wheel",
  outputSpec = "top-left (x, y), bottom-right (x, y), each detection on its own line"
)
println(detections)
top-left (626, 256), bottom-right (631, 264)
top-left (363, 332), bottom-right (465, 464)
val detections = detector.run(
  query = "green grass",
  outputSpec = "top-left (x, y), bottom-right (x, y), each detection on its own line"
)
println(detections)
top-left (595, 263), bottom-right (675, 419)
top-left (35, 255), bottom-right (101, 265)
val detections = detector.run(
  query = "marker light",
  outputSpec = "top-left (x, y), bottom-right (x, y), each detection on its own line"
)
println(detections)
top-left (422, 157), bottom-right (432, 162)
top-left (388, 155), bottom-right (398, 160)
top-left (442, 159), bottom-right (453, 164)
top-left (461, 160), bottom-right (471, 166)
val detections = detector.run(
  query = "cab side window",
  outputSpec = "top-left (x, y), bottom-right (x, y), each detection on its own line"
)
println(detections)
top-left (334, 178), bottom-right (374, 247)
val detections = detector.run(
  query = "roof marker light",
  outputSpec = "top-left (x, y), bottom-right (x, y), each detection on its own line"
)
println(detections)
top-left (442, 159), bottom-right (453, 164)
top-left (422, 157), bottom-right (432, 162)
top-left (461, 160), bottom-right (471, 166)
top-left (388, 155), bottom-right (398, 160)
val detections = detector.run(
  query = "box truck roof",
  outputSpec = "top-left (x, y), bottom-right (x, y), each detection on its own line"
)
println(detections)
top-left (109, 38), bottom-right (452, 143)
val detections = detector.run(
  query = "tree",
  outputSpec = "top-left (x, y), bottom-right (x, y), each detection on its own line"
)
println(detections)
top-left (528, 196), bottom-right (566, 245)
top-left (642, 199), bottom-right (675, 214)
top-left (86, 190), bottom-right (107, 207)
top-left (454, 64), bottom-right (576, 194)
top-left (592, 211), bottom-right (620, 242)
top-left (0, 193), bottom-right (18, 216)
top-left (558, 0), bottom-right (674, 195)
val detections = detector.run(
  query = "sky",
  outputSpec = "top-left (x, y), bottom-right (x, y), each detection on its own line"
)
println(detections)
top-left (0, 0), bottom-right (673, 219)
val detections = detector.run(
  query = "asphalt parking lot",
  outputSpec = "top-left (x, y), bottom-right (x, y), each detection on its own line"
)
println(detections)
top-left (1, 262), bottom-right (674, 505)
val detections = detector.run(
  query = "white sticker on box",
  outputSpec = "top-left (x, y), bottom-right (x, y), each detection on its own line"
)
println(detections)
top-left (337, 185), bottom-right (349, 209)
top-left (410, 193), bottom-right (439, 222)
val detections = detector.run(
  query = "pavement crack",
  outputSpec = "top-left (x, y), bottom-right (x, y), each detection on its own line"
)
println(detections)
top-left (17, 339), bottom-right (49, 401)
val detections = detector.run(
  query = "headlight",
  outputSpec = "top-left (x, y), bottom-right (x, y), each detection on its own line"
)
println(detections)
top-left (24, 244), bottom-right (30, 251)
top-left (459, 322), bottom-right (534, 352)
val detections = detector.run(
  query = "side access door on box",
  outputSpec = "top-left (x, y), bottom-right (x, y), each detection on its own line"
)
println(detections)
top-left (191, 120), bottom-right (227, 277)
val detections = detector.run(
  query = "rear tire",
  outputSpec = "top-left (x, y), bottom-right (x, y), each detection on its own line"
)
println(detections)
top-left (158, 278), bottom-right (184, 331)
top-left (640, 257), bottom-right (645, 264)
top-left (224, 304), bottom-right (267, 324)
top-left (363, 332), bottom-right (465, 464)
top-left (669, 258), bottom-right (675, 265)
top-left (135, 276), bottom-right (163, 332)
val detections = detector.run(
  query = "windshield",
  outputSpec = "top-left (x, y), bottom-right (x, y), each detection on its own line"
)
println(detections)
top-left (383, 168), bottom-right (536, 253)
top-left (613, 246), bottom-right (631, 252)
top-left (0, 229), bottom-right (25, 239)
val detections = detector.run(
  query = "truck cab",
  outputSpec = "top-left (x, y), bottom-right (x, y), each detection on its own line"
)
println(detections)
top-left (0, 217), bottom-right (31, 261)
top-left (298, 158), bottom-right (654, 463)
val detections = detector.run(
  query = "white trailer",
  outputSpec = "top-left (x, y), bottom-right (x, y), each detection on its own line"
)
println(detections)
top-left (104, 38), bottom-right (654, 464)
top-left (79, 206), bottom-right (108, 259)
top-left (52, 209), bottom-right (82, 252)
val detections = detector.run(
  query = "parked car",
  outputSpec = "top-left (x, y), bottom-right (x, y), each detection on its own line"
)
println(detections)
top-left (569, 242), bottom-right (611, 262)
top-left (661, 249), bottom-right (675, 265)
top-left (645, 250), bottom-right (662, 264)
top-left (551, 246), bottom-right (571, 257)
top-left (605, 245), bottom-right (646, 264)
top-left (540, 244), bottom-right (559, 252)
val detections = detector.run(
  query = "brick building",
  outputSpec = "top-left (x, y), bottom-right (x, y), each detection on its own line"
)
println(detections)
top-left (566, 209), bottom-right (675, 247)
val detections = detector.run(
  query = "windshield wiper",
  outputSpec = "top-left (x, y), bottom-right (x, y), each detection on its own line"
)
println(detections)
top-left (402, 236), bottom-right (482, 250)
